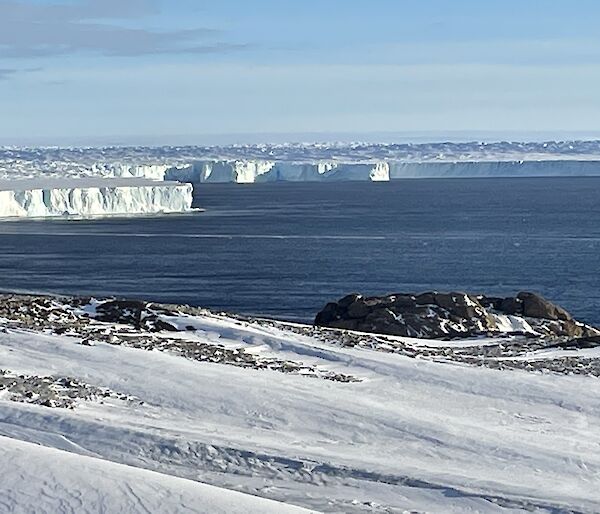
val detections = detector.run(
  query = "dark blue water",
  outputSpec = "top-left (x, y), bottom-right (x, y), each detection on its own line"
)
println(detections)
top-left (0, 178), bottom-right (599, 324)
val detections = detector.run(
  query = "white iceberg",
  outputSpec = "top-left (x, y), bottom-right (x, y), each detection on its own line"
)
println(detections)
top-left (389, 159), bottom-right (600, 178)
top-left (164, 160), bottom-right (390, 183)
top-left (0, 178), bottom-right (194, 219)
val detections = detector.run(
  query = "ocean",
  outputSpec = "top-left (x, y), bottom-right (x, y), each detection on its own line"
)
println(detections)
top-left (1, 177), bottom-right (599, 325)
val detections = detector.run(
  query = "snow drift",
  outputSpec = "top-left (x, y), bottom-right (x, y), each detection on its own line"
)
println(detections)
top-left (0, 436), bottom-right (311, 514)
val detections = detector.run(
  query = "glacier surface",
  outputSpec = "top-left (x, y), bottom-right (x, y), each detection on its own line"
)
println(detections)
top-left (0, 178), bottom-right (194, 219)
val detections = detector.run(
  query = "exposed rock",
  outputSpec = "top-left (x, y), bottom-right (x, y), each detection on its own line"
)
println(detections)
top-left (554, 335), bottom-right (600, 350)
top-left (328, 318), bottom-right (359, 331)
top-left (498, 297), bottom-right (523, 316)
top-left (516, 292), bottom-right (572, 321)
top-left (346, 299), bottom-right (371, 319)
top-left (314, 302), bottom-right (338, 325)
top-left (94, 300), bottom-right (146, 326)
top-left (0, 370), bottom-right (140, 409)
top-left (338, 293), bottom-right (362, 309)
top-left (315, 291), bottom-right (599, 340)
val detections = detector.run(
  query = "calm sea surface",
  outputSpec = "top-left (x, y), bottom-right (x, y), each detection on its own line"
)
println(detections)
top-left (0, 178), bottom-right (599, 324)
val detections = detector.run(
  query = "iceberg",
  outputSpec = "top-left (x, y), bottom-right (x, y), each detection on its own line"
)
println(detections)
top-left (164, 160), bottom-right (390, 183)
top-left (0, 178), bottom-right (194, 219)
top-left (165, 160), bottom-right (275, 184)
top-left (389, 160), bottom-right (600, 178)
top-left (260, 161), bottom-right (390, 182)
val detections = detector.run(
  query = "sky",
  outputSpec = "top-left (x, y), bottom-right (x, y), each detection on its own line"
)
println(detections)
top-left (1, 0), bottom-right (600, 145)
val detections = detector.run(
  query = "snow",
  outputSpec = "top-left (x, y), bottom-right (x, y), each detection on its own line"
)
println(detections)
top-left (0, 178), bottom-right (194, 219)
top-left (1, 308), bottom-right (599, 513)
top-left (0, 436), bottom-right (312, 514)
top-left (510, 346), bottom-right (600, 361)
top-left (491, 314), bottom-right (538, 335)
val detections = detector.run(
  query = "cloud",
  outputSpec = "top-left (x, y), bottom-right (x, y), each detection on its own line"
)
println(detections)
top-left (0, 68), bottom-right (18, 80)
top-left (0, 66), bottom-right (40, 79)
top-left (0, 0), bottom-right (243, 58)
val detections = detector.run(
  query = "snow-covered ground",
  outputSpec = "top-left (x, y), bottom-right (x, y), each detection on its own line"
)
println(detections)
top-left (0, 436), bottom-right (313, 514)
top-left (0, 295), bottom-right (599, 513)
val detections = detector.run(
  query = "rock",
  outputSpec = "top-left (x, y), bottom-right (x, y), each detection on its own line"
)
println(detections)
top-left (94, 300), bottom-right (147, 326)
top-left (314, 290), bottom-right (595, 340)
top-left (389, 294), bottom-right (416, 308)
top-left (338, 293), bottom-right (362, 309)
top-left (149, 319), bottom-right (179, 332)
top-left (517, 292), bottom-right (572, 321)
top-left (347, 299), bottom-right (371, 319)
top-left (314, 302), bottom-right (338, 325)
top-left (478, 296), bottom-right (503, 309)
top-left (433, 293), bottom-right (483, 320)
top-left (499, 297), bottom-right (523, 315)
top-left (415, 292), bottom-right (436, 305)
top-left (557, 335), bottom-right (600, 350)
top-left (328, 318), bottom-right (359, 331)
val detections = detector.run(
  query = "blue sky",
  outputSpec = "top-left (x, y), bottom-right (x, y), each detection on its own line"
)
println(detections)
top-left (1, 0), bottom-right (600, 144)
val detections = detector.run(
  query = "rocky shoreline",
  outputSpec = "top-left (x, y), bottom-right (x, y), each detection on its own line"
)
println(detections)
top-left (1, 291), bottom-right (600, 412)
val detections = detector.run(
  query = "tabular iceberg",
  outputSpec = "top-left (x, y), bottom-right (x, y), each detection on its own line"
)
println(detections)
top-left (82, 159), bottom-right (600, 184)
top-left (261, 161), bottom-right (390, 182)
top-left (0, 178), bottom-right (194, 219)
top-left (389, 160), bottom-right (600, 178)
top-left (173, 158), bottom-right (600, 183)
top-left (164, 160), bottom-right (390, 183)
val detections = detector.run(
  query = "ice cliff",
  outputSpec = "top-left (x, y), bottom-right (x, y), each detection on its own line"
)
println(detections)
top-left (0, 178), bottom-right (194, 219)
top-left (389, 160), bottom-right (600, 178)
top-left (163, 160), bottom-right (390, 183)
top-left (133, 159), bottom-right (600, 184)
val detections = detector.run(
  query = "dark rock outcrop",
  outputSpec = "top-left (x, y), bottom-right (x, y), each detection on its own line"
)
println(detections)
top-left (94, 299), bottom-right (178, 331)
top-left (315, 291), bottom-right (599, 340)
top-left (516, 292), bottom-right (572, 321)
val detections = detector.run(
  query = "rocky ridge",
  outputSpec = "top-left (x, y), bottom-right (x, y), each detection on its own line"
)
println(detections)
top-left (315, 291), bottom-right (599, 340)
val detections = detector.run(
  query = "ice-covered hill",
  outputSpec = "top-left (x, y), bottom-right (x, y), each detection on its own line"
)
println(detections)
top-left (1, 294), bottom-right (599, 513)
